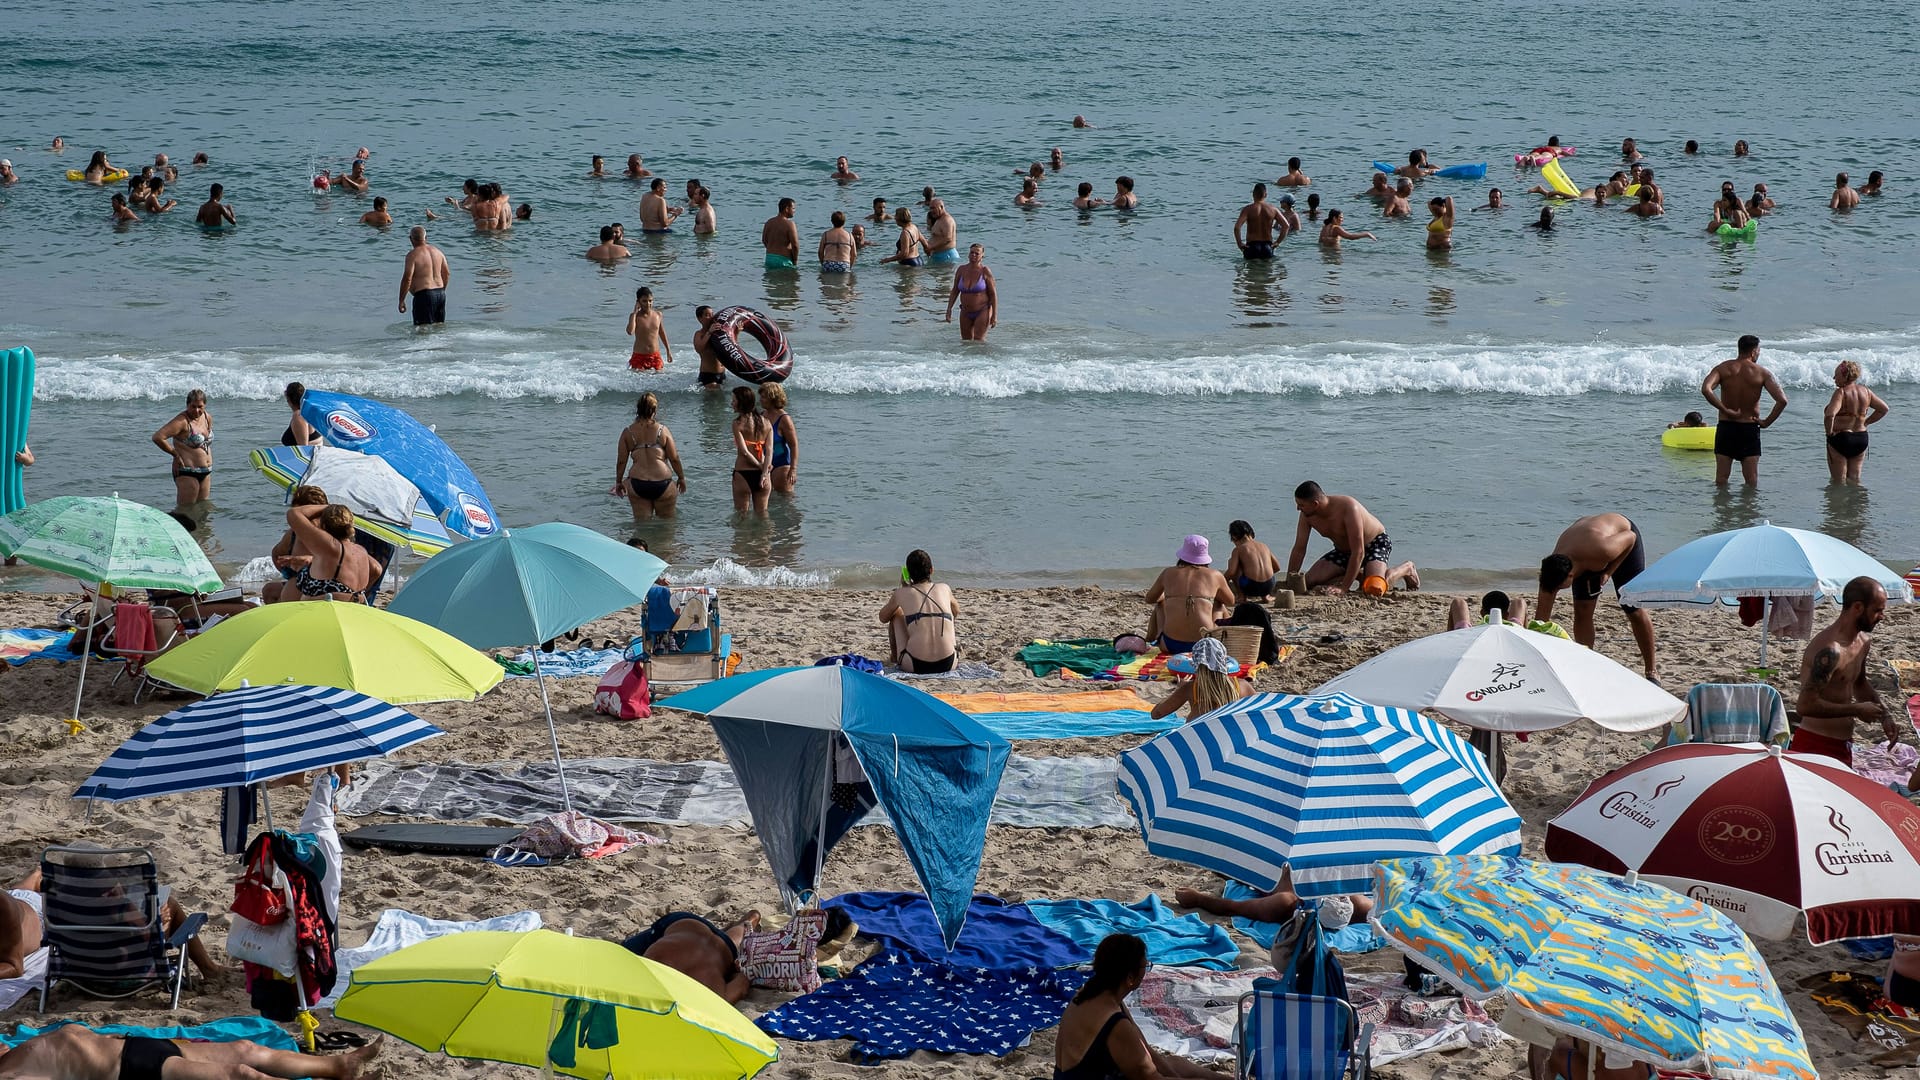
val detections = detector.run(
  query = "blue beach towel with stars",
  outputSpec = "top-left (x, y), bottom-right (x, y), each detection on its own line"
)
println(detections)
top-left (756, 953), bottom-right (1087, 1064)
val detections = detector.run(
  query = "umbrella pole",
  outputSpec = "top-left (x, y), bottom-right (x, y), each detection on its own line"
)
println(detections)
top-left (810, 749), bottom-right (832, 910)
top-left (532, 651), bottom-right (574, 813)
top-left (260, 783), bottom-right (275, 832)
top-left (69, 612), bottom-right (96, 734)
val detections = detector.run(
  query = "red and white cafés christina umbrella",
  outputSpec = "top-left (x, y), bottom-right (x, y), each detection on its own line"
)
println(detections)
top-left (1546, 742), bottom-right (1920, 943)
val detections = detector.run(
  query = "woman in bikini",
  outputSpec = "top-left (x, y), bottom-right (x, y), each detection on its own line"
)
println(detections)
top-left (277, 504), bottom-right (380, 603)
top-left (1052, 934), bottom-right (1214, 1080)
top-left (152, 389), bottom-right (213, 506)
top-left (758, 383), bottom-right (798, 493)
top-left (610, 392), bottom-right (686, 519)
top-left (1425, 195), bottom-right (1455, 250)
top-left (1823, 360), bottom-right (1890, 484)
top-left (729, 385), bottom-right (772, 514)
top-left (877, 549), bottom-right (959, 674)
top-left (281, 382), bottom-right (320, 446)
top-left (943, 244), bottom-right (997, 341)
top-left (880, 206), bottom-right (927, 267)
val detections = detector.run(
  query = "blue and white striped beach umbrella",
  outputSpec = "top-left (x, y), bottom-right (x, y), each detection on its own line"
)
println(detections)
top-left (74, 683), bottom-right (443, 803)
top-left (1116, 691), bottom-right (1522, 897)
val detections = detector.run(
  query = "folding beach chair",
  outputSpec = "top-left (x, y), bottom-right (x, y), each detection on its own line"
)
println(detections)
top-left (37, 845), bottom-right (206, 1010)
top-left (104, 601), bottom-right (182, 704)
top-left (640, 584), bottom-right (732, 695)
top-left (1234, 984), bottom-right (1371, 1080)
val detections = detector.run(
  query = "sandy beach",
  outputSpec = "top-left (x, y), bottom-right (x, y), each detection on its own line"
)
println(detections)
top-left (0, 584), bottom-right (1908, 1077)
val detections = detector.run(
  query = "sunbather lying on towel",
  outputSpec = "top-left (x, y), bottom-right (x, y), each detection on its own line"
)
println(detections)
top-left (0, 874), bottom-right (41, 979)
top-left (620, 911), bottom-right (760, 1004)
top-left (4, 870), bottom-right (226, 981)
top-left (0, 1028), bottom-right (380, 1080)
top-left (1173, 866), bottom-right (1372, 940)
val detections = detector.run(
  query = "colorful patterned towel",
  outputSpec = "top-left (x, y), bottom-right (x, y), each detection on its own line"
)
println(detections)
top-left (0, 628), bottom-right (84, 666)
top-left (822, 891), bottom-right (1084, 969)
top-left (1016, 638), bottom-right (1127, 676)
top-left (1799, 969), bottom-right (1920, 1068)
top-left (935, 689), bottom-right (1173, 738)
top-left (1060, 647), bottom-right (1289, 683)
top-left (1858, 739), bottom-right (1920, 790)
top-left (497, 647), bottom-right (626, 679)
top-left (936, 690), bottom-right (1151, 713)
top-left (756, 958), bottom-right (1085, 1064)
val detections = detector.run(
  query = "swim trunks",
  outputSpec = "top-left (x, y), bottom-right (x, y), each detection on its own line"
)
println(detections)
top-left (1571, 520), bottom-right (1646, 610)
top-left (1238, 575), bottom-right (1277, 600)
top-left (896, 257), bottom-right (925, 267)
top-left (929, 248), bottom-right (961, 265)
top-left (1713, 419), bottom-right (1762, 460)
top-left (698, 370), bottom-right (727, 386)
top-left (1827, 431), bottom-right (1869, 460)
top-left (764, 253), bottom-right (797, 270)
top-left (621, 912), bottom-right (737, 961)
top-left (1788, 726), bottom-right (1852, 767)
top-left (1158, 634), bottom-right (1196, 655)
top-left (411, 286), bottom-right (446, 326)
top-left (119, 1037), bottom-right (183, 1080)
top-left (628, 351), bottom-right (663, 372)
top-left (820, 260), bottom-right (852, 273)
top-left (1319, 533), bottom-right (1392, 570)
top-left (1243, 241), bottom-right (1275, 259)
top-left (8, 887), bottom-right (42, 920)
top-left (642, 227), bottom-right (674, 234)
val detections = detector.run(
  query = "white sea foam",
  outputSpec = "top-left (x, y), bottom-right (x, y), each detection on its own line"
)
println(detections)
top-left (671, 558), bottom-right (836, 588)
top-left (32, 326), bottom-right (1920, 401)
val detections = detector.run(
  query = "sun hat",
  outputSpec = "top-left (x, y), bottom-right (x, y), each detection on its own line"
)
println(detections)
top-left (1316, 895), bottom-right (1355, 930)
top-left (1167, 636), bottom-right (1239, 675)
top-left (1277, 193), bottom-right (1295, 205)
top-left (1175, 534), bottom-right (1211, 565)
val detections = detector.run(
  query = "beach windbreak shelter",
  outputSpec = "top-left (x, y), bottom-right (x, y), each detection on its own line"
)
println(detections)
top-left (660, 666), bottom-right (1011, 950)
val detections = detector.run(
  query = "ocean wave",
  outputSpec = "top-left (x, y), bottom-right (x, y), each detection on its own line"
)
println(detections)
top-left (670, 558), bottom-right (836, 589)
top-left (31, 326), bottom-right (1920, 401)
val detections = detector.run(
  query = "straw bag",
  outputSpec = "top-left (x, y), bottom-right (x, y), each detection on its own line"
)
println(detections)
top-left (1207, 625), bottom-right (1262, 670)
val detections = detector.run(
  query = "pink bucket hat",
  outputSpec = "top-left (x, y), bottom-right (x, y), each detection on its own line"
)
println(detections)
top-left (1176, 534), bottom-right (1211, 565)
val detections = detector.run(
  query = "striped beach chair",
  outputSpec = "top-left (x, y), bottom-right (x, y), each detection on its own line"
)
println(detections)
top-left (1234, 984), bottom-right (1371, 1080)
top-left (37, 846), bottom-right (206, 1010)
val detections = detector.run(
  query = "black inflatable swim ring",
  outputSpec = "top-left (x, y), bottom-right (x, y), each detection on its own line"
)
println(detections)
top-left (709, 306), bottom-right (792, 384)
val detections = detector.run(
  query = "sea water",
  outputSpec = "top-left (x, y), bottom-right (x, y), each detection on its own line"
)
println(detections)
top-left (3, 0), bottom-right (1919, 589)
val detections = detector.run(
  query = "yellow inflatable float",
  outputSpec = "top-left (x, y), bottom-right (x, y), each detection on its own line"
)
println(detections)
top-left (1661, 425), bottom-right (1717, 451)
top-left (66, 168), bottom-right (129, 183)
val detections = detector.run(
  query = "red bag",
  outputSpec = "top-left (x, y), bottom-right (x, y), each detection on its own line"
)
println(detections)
top-left (229, 841), bottom-right (288, 925)
top-left (593, 661), bottom-right (651, 720)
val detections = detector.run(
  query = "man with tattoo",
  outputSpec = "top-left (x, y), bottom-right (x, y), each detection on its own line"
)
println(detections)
top-left (1793, 576), bottom-right (1895, 766)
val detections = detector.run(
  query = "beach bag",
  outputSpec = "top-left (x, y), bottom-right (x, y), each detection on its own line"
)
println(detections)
top-left (230, 840), bottom-right (288, 925)
top-left (226, 911), bottom-right (297, 977)
top-left (594, 661), bottom-right (650, 720)
top-left (738, 910), bottom-right (828, 993)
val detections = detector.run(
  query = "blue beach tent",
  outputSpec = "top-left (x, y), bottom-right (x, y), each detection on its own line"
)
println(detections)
top-left (660, 666), bottom-right (1010, 950)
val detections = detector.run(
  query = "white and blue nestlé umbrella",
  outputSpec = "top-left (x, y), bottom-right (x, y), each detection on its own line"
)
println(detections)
top-left (74, 683), bottom-right (442, 803)
top-left (1619, 521), bottom-right (1911, 665)
top-left (299, 390), bottom-right (500, 541)
top-left (1117, 691), bottom-right (1522, 898)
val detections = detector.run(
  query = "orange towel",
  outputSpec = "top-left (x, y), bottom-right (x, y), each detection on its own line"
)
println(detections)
top-left (932, 690), bottom-right (1149, 713)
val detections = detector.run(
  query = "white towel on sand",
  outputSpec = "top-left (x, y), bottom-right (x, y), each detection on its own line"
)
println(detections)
top-left (319, 908), bottom-right (543, 1009)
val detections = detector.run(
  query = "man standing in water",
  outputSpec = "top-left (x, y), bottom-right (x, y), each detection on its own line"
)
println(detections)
top-left (1233, 183), bottom-right (1285, 258)
top-left (640, 178), bottom-right (681, 232)
top-left (692, 305), bottom-right (727, 389)
top-left (762, 198), bottom-right (799, 269)
top-left (398, 226), bottom-right (450, 325)
top-left (926, 198), bottom-right (960, 264)
top-left (1535, 513), bottom-right (1658, 681)
top-left (1701, 334), bottom-right (1787, 486)
top-left (194, 183), bottom-right (235, 226)
top-left (625, 287), bottom-right (671, 371)
top-left (1793, 576), bottom-right (1894, 766)
top-left (1286, 481), bottom-right (1418, 596)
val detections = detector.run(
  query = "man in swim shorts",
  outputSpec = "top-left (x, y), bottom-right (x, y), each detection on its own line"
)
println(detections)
top-left (831, 155), bottom-right (859, 182)
top-left (692, 305), bottom-right (727, 389)
top-left (640, 178), bottom-right (680, 232)
top-left (1233, 183), bottom-right (1285, 258)
top-left (1143, 535), bottom-right (1234, 654)
top-left (0, 1027), bottom-right (380, 1080)
top-left (1275, 157), bottom-right (1310, 187)
top-left (1792, 576), bottom-right (1894, 768)
top-left (817, 211), bottom-right (857, 272)
top-left (1287, 481), bottom-right (1417, 596)
top-left (762, 198), bottom-right (799, 269)
top-left (620, 910), bottom-right (758, 1004)
top-left (926, 198), bottom-right (960, 263)
top-left (398, 225), bottom-right (449, 325)
top-left (625, 286), bottom-right (671, 371)
top-left (587, 224), bottom-right (630, 261)
top-left (193, 183), bottom-right (235, 227)
top-left (358, 196), bottom-right (392, 227)
top-left (1700, 333), bottom-right (1787, 486)
top-left (1830, 172), bottom-right (1860, 210)
top-left (867, 196), bottom-right (889, 223)
top-left (1535, 513), bottom-right (1658, 680)
top-left (1222, 519), bottom-right (1279, 602)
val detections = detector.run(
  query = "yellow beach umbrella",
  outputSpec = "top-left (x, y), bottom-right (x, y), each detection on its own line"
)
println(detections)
top-left (335, 930), bottom-right (777, 1080)
top-left (143, 602), bottom-right (502, 705)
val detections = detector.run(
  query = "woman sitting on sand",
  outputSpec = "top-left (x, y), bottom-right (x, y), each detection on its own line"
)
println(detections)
top-left (1052, 934), bottom-right (1215, 1080)
top-left (611, 392), bottom-right (686, 519)
top-left (879, 549), bottom-right (958, 674)
top-left (1150, 638), bottom-right (1250, 722)
top-left (277, 503), bottom-right (381, 603)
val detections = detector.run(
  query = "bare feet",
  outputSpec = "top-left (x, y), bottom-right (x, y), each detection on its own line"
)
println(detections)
top-left (338, 1035), bottom-right (384, 1080)
top-left (1402, 564), bottom-right (1420, 590)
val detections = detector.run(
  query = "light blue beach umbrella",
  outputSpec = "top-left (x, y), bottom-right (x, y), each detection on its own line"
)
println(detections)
top-left (1116, 692), bottom-right (1522, 898)
top-left (387, 522), bottom-right (667, 811)
top-left (74, 683), bottom-right (441, 804)
top-left (661, 666), bottom-right (1011, 950)
top-left (1618, 520), bottom-right (1911, 665)
top-left (298, 390), bottom-right (501, 540)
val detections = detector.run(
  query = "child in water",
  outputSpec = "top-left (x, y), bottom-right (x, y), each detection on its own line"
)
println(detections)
top-left (1667, 411), bottom-right (1707, 429)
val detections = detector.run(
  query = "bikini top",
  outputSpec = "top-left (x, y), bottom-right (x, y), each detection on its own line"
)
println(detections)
top-left (184, 428), bottom-right (213, 448)
top-left (960, 271), bottom-right (989, 294)
top-left (1053, 1010), bottom-right (1127, 1080)
top-left (902, 584), bottom-right (953, 626)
